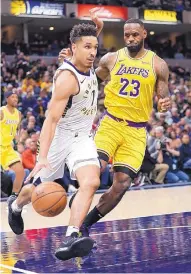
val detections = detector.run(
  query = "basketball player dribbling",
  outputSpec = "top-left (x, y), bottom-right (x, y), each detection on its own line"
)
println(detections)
top-left (7, 9), bottom-right (104, 261)
top-left (59, 19), bottom-right (171, 236)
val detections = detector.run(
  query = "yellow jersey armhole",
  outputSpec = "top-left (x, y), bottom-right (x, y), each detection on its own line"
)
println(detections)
top-left (110, 51), bottom-right (119, 73)
top-left (152, 53), bottom-right (157, 81)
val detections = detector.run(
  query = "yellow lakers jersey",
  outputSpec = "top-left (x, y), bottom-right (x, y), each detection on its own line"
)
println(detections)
top-left (104, 48), bottom-right (156, 122)
top-left (0, 106), bottom-right (20, 146)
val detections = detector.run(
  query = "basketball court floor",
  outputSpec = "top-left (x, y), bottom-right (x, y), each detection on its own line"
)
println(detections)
top-left (1, 185), bottom-right (191, 273)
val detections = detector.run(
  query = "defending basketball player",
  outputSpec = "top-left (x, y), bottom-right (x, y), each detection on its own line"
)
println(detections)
top-left (59, 19), bottom-right (171, 233)
top-left (8, 9), bottom-right (103, 261)
top-left (0, 91), bottom-right (25, 198)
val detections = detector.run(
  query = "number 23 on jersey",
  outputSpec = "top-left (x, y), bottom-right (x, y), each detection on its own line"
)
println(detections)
top-left (119, 78), bottom-right (140, 98)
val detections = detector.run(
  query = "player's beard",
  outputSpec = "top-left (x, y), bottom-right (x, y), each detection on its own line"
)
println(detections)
top-left (126, 39), bottom-right (144, 53)
top-left (11, 102), bottom-right (18, 108)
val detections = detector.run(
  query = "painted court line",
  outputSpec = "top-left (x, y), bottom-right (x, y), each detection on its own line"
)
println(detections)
top-left (0, 264), bottom-right (37, 274)
top-left (92, 225), bottom-right (191, 236)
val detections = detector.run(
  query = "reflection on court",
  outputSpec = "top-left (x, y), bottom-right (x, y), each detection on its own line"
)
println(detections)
top-left (1, 211), bottom-right (191, 273)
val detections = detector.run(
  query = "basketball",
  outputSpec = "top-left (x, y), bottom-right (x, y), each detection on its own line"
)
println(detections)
top-left (31, 182), bottom-right (67, 217)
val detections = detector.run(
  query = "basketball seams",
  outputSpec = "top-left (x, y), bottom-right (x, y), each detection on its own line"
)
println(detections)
top-left (32, 190), bottom-right (66, 205)
top-left (37, 193), bottom-right (67, 214)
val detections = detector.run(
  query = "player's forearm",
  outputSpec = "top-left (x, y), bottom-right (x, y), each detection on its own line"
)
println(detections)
top-left (96, 23), bottom-right (103, 37)
top-left (38, 116), bottom-right (58, 159)
top-left (156, 83), bottom-right (170, 99)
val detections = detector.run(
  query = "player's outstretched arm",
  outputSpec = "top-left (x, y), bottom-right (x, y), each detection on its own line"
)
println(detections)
top-left (154, 56), bottom-right (171, 112)
top-left (24, 70), bottom-right (79, 183)
top-left (89, 7), bottom-right (104, 37)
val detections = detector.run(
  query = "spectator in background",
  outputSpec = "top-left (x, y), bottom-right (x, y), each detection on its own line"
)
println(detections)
top-left (26, 121), bottom-right (37, 135)
top-left (22, 72), bottom-right (36, 92)
top-left (22, 141), bottom-right (37, 170)
top-left (17, 143), bottom-right (25, 156)
top-left (184, 109), bottom-right (191, 126)
top-left (182, 91), bottom-right (191, 114)
top-left (175, 0), bottom-right (184, 11)
top-left (26, 116), bottom-right (41, 133)
top-left (22, 88), bottom-right (37, 113)
top-left (147, 128), bottom-right (169, 184)
top-left (30, 132), bottom-right (40, 143)
top-left (21, 110), bottom-right (33, 129)
top-left (185, 0), bottom-right (191, 10)
top-left (19, 130), bottom-right (29, 144)
top-left (163, 140), bottom-right (189, 183)
top-left (177, 78), bottom-right (189, 93)
top-left (171, 107), bottom-right (180, 123)
top-left (180, 134), bottom-right (191, 170)
top-left (40, 73), bottom-right (52, 93)
top-left (39, 89), bottom-right (50, 109)
top-left (24, 138), bottom-right (32, 149)
top-left (33, 97), bottom-right (46, 126)
top-left (17, 68), bottom-right (25, 85)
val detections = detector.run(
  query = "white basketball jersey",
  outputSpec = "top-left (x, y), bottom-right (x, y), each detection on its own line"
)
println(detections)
top-left (52, 60), bottom-right (98, 133)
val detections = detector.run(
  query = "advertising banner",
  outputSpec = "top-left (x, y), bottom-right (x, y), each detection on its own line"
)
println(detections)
top-left (144, 9), bottom-right (177, 22)
top-left (11, 0), bottom-right (65, 16)
top-left (77, 4), bottom-right (128, 20)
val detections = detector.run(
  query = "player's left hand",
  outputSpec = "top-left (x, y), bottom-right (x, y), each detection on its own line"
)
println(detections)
top-left (58, 48), bottom-right (72, 63)
top-left (158, 97), bottom-right (171, 112)
top-left (89, 7), bottom-right (104, 36)
top-left (24, 158), bottom-right (52, 184)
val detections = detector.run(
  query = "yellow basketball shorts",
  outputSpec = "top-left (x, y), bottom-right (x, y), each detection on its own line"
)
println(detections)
top-left (0, 145), bottom-right (21, 170)
top-left (95, 115), bottom-right (147, 178)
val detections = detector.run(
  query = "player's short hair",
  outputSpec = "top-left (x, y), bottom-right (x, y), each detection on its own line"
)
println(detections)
top-left (124, 18), bottom-right (144, 28)
top-left (70, 23), bottom-right (97, 44)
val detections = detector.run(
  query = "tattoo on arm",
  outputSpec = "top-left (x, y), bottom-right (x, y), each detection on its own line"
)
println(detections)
top-left (95, 52), bottom-right (117, 81)
top-left (156, 60), bottom-right (170, 99)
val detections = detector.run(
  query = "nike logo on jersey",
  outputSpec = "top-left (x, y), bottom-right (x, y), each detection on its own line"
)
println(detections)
top-left (142, 61), bottom-right (149, 65)
top-left (80, 78), bottom-right (86, 84)
top-left (119, 59), bottom-right (125, 62)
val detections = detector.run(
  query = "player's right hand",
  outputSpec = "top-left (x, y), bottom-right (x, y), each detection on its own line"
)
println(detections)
top-left (58, 48), bottom-right (72, 63)
top-left (24, 158), bottom-right (52, 184)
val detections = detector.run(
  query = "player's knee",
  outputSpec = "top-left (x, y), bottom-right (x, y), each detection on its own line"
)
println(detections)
top-left (80, 176), bottom-right (100, 192)
top-left (113, 175), bottom-right (132, 195)
top-left (91, 177), bottom-right (100, 190)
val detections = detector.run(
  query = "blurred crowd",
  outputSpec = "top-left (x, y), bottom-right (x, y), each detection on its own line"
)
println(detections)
top-left (1, 48), bottom-right (191, 197)
top-left (2, 34), bottom-right (191, 59)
